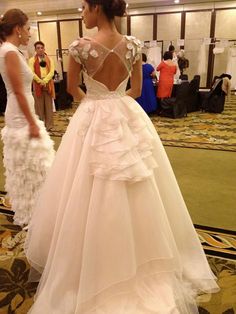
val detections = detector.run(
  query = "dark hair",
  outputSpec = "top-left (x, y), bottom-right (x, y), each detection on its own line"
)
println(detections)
top-left (85, 0), bottom-right (126, 19)
top-left (219, 73), bottom-right (232, 80)
top-left (163, 51), bottom-right (173, 60)
top-left (142, 53), bottom-right (147, 63)
top-left (34, 41), bottom-right (45, 48)
top-left (0, 9), bottom-right (28, 41)
top-left (168, 45), bottom-right (175, 52)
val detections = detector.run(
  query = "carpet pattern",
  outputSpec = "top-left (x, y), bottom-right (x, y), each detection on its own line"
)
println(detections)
top-left (151, 97), bottom-right (236, 152)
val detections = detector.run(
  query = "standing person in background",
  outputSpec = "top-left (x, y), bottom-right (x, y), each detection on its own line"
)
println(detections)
top-left (136, 53), bottom-right (157, 114)
top-left (29, 41), bottom-right (55, 131)
top-left (169, 44), bottom-right (180, 82)
top-left (156, 51), bottom-right (177, 99)
top-left (177, 49), bottom-right (189, 77)
top-left (0, 9), bottom-right (54, 228)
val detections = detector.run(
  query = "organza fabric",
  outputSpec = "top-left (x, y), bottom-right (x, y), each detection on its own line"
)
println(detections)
top-left (25, 36), bottom-right (219, 313)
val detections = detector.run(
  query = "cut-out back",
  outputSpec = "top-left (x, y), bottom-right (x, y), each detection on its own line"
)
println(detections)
top-left (69, 35), bottom-right (141, 92)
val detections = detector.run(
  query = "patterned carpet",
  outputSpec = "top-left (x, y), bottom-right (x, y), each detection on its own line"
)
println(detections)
top-left (0, 195), bottom-right (236, 314)
top-left (151, 96), bottom-right (236, 152)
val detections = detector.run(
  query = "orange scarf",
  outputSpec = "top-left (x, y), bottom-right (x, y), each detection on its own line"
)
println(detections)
top-left (33, 54), bottom-right (55, 99)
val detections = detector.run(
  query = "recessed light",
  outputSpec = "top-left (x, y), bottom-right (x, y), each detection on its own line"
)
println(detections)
top-left (174, 0), bottom-right (180, 3)
top-left (78, 8), bottom-right (82, 12)
top-left (37, 11), bottom-right (42, 16)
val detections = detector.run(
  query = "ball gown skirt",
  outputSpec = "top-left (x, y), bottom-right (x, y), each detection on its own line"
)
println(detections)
top-left (25, 76), bottom-right (219, 313)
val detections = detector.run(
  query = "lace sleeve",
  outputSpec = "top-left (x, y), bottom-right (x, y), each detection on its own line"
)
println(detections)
top-left (124, 36), bottom-right (142, 71)
top-left (69, 38), bottom-right (82, 64)
top-left (132, 37), bottom-right (142, 65)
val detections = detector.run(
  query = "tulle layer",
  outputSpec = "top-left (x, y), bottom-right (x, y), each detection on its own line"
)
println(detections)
top-left (1, 120), bottom-right (55, 226)
top-left (25, 88), bottom-right (219, 313)
top-left (77, 96), bottom-right (158, 181)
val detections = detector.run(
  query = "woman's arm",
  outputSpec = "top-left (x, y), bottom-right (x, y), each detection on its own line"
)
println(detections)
top-left (67, 56), bottom-right (86, 102)
top-left (156, 62), bottom-right (162, 72)
top-left (5, 51), bottom-right (40, 138)
top-left (126, 57), bottom-right (142, 99)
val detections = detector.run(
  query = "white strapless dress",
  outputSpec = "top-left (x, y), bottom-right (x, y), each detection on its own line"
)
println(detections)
top-left (25, 74), bottom-right (219, 314)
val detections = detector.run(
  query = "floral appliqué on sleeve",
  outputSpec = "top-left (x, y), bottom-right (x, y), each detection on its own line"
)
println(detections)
top-left (69, 39), bottom-right (99, 64)
top-left (125, 36), bottom-right (142, 64)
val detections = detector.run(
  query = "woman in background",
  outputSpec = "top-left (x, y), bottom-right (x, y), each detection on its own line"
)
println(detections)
top-left (157, 50), bottom-right (177, 99)
top-left (136, 53), bottom-right (157, 113)
top-left (0, 9), bottom-right (54, 228)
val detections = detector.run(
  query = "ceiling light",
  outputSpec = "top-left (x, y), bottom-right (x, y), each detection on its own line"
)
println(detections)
top-left (78, 8), bottom-right (82, 12)
top-left (126, 3), bottom-right (129, 8)
top-left (37, 11), bottom-right (42, 16)
top-left (0, 14), bottom-right (4, 18)
top-left (174, 0), bottom-right (180, 3)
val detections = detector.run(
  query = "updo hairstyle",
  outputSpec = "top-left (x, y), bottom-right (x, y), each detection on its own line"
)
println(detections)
top-left (0, 9), bottom-right (28, 41)
top-left (163, 51), bottom-right (173, 61)
top-left (85, 0), bottom-right (126, 19)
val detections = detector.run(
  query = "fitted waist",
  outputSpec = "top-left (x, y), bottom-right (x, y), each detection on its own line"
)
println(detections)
top-left (86, 90), bottom-right (126, 100)
top-left (8, 90), bottom-right (33, 97)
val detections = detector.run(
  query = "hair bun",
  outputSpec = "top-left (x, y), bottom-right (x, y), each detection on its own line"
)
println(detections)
top-left (103, 0), bottom-right (126, 19)
top-left (110, 0), bottom-right (126, 17)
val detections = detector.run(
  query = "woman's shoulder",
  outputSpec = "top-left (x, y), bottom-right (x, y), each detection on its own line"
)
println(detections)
top-left (69, 37), bottom-right (93, 64)
top-left (124, 35), bottom-right (140, 43)
top-left (0, 42), bottom-right (18, 57)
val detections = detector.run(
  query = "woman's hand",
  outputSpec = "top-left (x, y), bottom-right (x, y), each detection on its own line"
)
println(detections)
top-left (29, 123), bottom-right (40, 138)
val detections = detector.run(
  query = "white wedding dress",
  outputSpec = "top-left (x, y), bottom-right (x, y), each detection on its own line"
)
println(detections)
top-left (25, 36), bottom-right (219, 314)
top-left (0, 42), bottom-right (55, 226)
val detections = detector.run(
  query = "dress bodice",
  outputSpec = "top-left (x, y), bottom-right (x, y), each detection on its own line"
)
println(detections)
top-left (0, 42), bottom-right (33, 96)
top-left (0, 42), bottom-right (35, 128)
top-left (69, 35), bottom-right (141, 96)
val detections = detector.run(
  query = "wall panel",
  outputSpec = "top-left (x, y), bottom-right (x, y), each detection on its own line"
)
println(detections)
top-left (131, 15), bottom-right (153, 41)
top-left (38, 22), bottom-right (60, 73)
top-left (157, 13), bottom-right (181, 52)
top-left (185, 11), bottom-right (211, 85)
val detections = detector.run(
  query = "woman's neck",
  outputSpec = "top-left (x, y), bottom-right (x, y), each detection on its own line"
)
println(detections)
top-left (5, 35), bottom-right (20, 47)
top-left (96, 17), bottom-right (119, 36)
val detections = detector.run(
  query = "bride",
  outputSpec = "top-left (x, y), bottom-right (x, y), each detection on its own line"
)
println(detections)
top-left (25, 0), bottom-right (219, 313)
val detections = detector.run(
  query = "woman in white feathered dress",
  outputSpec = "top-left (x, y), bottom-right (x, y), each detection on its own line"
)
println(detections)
top-left (0, 9), bottom-right (54, 227)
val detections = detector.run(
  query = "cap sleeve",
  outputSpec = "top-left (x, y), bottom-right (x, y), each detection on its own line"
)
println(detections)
top-left (69, 38), bottom-right (82, 64)
top-left (125, 36), bottom-right (142, 67)
top-left (132, 37), bottom-right (142, 65)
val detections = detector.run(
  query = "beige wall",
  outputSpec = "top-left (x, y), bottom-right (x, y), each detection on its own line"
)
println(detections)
top-left (185, 11), bottom-right (211, 86)
top-left (60, 20), bottom-right (80, 72)
top-left (157, 13), bottom-right (181, 52)
top-left (120, 17), bottom-right (127, 35)
top-left (130, 15), bottom-right (153, 41)
top-left (213, 9), bottom-right (236, 79)
top-left (38, 22), bottom-right (60, 74)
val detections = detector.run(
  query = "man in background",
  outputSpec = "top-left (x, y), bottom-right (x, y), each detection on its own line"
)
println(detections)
top-left (29, 41), bottom-right (55, 131)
